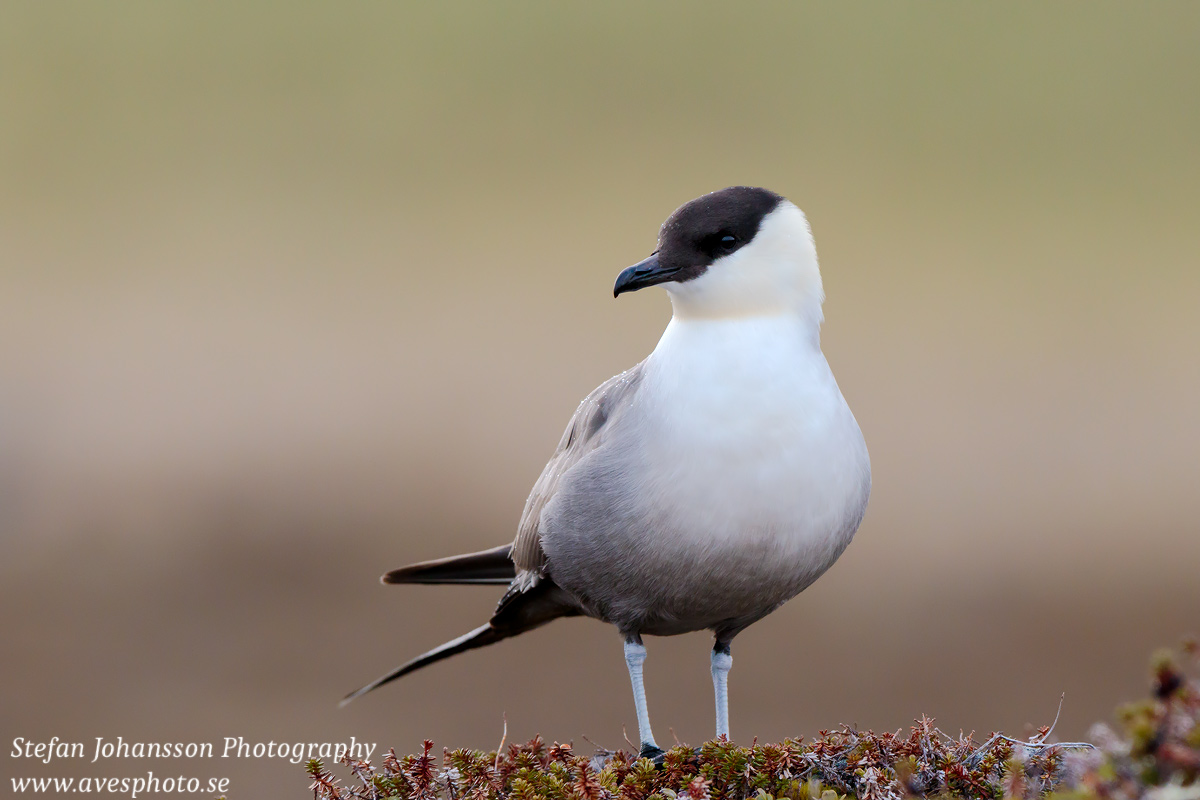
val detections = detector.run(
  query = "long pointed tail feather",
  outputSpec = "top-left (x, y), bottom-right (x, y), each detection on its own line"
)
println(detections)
top-left (383, 544), bottom-right (516, 585)
top-left (341, 624), bottom-right (501, 706)
top-left (342, 577), bottom-right (581, 706)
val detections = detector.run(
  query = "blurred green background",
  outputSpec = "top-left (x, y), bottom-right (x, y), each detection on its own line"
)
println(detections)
top-left (2, 2), bottom-right (1198, 796)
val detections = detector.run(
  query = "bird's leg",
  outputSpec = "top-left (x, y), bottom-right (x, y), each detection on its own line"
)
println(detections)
top-left (623, 636), bottom-right (663, 761)
top-left (711, 640), bottom-right (733, 740)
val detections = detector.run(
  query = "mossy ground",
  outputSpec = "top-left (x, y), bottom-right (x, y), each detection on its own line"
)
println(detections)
top-left (306, 640), bottom-right (1198, 800)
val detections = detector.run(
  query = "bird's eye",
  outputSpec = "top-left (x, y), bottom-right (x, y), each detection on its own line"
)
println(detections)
top-left (700, 232), bottom-right (739, 257)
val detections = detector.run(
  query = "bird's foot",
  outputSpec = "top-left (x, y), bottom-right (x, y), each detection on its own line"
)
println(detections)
top-left (639, 743), bottom-right (666, 766)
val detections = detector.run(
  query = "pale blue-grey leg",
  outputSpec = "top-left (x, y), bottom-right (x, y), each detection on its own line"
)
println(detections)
top-left (711, 643), bottom-right (733, 740)
top-left (623, 637), bottom-right (662, 758)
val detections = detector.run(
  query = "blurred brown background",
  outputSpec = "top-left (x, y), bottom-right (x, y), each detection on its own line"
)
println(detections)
top-left (2, 2), bottom-right (1198, 797)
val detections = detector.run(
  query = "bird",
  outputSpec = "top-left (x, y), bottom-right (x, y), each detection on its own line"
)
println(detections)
top-left (343, 186), bottom-right (871, 760)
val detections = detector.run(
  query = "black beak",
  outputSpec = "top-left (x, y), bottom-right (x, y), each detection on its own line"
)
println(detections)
top-left (613, 253), bottom-right (680, 298)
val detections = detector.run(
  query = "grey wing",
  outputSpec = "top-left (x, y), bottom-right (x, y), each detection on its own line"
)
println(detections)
top-left (510, 362), bottom-right (646, 576)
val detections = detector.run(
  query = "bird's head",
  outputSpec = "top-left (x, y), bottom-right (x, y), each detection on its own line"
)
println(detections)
top-left (614, 186), bottom-right (824, 323)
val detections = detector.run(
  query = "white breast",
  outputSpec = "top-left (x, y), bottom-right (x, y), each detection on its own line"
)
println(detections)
top-left (633, 315), bottom-right (870, 574)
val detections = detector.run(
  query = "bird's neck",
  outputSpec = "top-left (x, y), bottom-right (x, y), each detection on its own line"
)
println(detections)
top-left (654, 311), bottom-right (825, 368)
top-left (665, 302), bottom-right (824, 350)
top-left (665, 268), bottom-right (825, 335)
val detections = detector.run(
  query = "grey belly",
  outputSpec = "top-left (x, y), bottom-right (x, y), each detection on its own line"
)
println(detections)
top-left (540, 463), bottom-right (865, 638)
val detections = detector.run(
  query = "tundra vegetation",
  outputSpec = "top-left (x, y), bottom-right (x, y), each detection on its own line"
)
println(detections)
top-left (306, 641), bottom-right (1198, 800)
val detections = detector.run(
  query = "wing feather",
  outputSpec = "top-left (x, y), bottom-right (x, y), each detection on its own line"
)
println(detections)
top-left (511, 363), bottom-right (645, 574)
